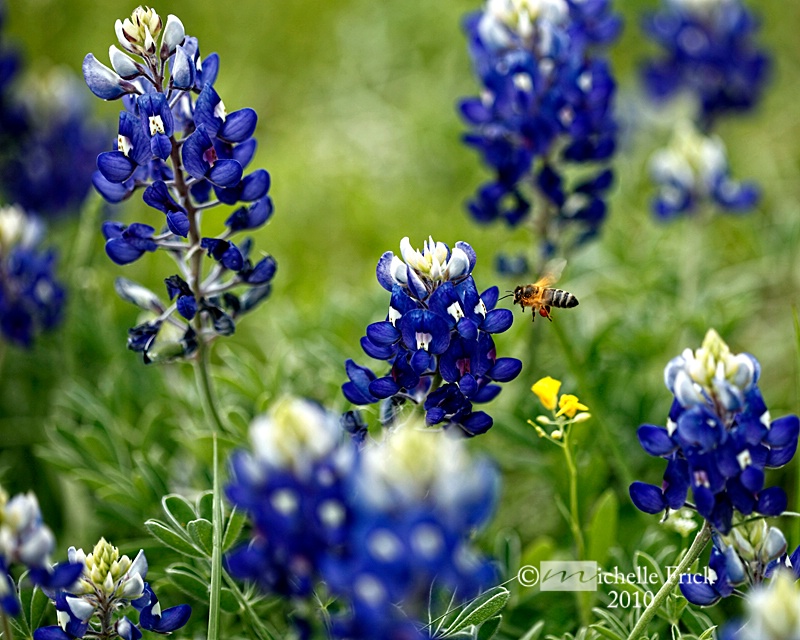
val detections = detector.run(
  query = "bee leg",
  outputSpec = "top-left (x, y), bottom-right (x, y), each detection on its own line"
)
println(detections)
top-left (541, 306), bottom-right (553, 322)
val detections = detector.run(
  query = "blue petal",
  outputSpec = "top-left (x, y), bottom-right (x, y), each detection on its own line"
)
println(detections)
top-left (177, 296), bottom-right (196, 320)
top-left (33, 627), bottom-right (71, 640)
top-left (360, 336), bottom-right (394, 360)
top-left (98, 151), bottom-right (136, 183)
top-left (679, 579), bottom-right (721, 606)
top-left (194, 84), bottom-right (224, 135)
top-left (629, 482), bottom-right (665, 514)
top-left (376, 251), bottom-right (395, 291)
top-left (767, 443), bottom-right (797, 467)
top-left (152, 605), bottom-right (192, 632)
top-left (481, 286), bottom-right (499, 310)
top-left (367, 321), bottom-right (400, 347)
top-left (171, 45), bottom-right (195, 89)
top-left (93, 171), bottom-right (135, 203)
top-left (208, 159), bottom-right (243, 187)
top-left (106, 238), bottom-right (145, 265)
top-left (182, 127), bottom-right (213, 179)
top-left (219, 108), bottom-right (258, 143)
top-left (765, 415), bottom-right (799, 448)
top-left (239, 170), bottom-right (270, 201)
top-left (166, 211), bottom-right (190, 237)
top-left (757, 487), bottom-right (787, 516)
top-left (83, 53), bottom-right (127, 100)
top-left (460, 411), bottom-right (493, 436)
top-left (482, 309), bottom-right (513, 333)
top-left (150, 133), bottom-right (172, 160)
top-left (740, 466), bottom-right (764, 493)
top-left (637, 424), bottom-right (677, 456)
top-left (369, 377), bottom-right (400, 399)
top-left (488, 357), bottom-right (522, 382)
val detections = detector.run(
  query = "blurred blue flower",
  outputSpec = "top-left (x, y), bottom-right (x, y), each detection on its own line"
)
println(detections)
top-left (0, 487), bottom-right (83, 617)
top-left (84, 7), bottom-right (276, 363)
top-left (641, 0), bottom-right (770, 126)
top-left (324, 425), bottom-right (498, 639)
top-left (34, 538), bottom-right (190, 640)
top-left (459, 0), bottom-right (621, 262)
top-left (0, 206), bottom-right (66, 347)
top-left (629, 329), bottom-right (798, 533)
top-left (648, 120), bottom-right (759, 218)
top-left (226, 398), bottom-right (355, 600)
top-left (343, 236), bottom-right (520, 436)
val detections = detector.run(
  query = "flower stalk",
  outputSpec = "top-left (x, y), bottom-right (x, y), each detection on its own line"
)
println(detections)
top-left (626, 521), bottom-right (712, 640)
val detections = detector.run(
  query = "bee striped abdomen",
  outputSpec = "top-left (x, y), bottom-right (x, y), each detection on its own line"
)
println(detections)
top-left (544, 288), bottom-right (579, 308)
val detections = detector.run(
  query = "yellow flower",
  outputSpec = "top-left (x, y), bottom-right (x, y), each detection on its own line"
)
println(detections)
top-left (532, 376), bottom-right (561, 411)
top-left (556, 394), bottom-right (588, 418)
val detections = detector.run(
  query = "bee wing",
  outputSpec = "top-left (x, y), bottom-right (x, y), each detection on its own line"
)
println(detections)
top-left (533, 258), bottom-right (567, 288)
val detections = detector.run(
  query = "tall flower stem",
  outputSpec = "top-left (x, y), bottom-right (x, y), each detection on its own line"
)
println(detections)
top-left (561, 429), bottom-right (585, 561)
top-left (194, 345), bottom-right (225, 434)
top-left (626, 521), bottom-right (712, 640)
top-left (207, 434), bottom-right (223, 640)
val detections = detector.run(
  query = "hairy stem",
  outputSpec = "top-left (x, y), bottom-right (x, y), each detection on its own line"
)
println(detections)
top-left (626, 521), bottom-right (712, 640)
top-left (208, 434), bottom-right (223, 640)
top-left (562, 429), bottom-right (585, 561)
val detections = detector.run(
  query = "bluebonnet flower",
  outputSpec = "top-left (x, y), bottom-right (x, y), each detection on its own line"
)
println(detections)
top-left (84, 7), bottom-right (276, 363)
top-left (717, 570), bottom-right (800, 639)
top-left (342, 236), bottom-right (521, 437)
top-left (459, 0), bottom-right (621, 264)
top-left (0, 70), bottom-right (107, 218)
top-left (680, 518), bottom-right (787, 606)
top-left (226, 398), bottom-right (356, 600)
top-left (0, 206), bottom-right (66, 347)
top-left (641, 0), bottom-right (770, 127)
top-left (649, 120), bottom-right (759, 218)
top-left (323, 425), bottom-right (499, 640)
top-left (0, 487), bottom-right (83, 617)
top-left (34, 538), bottom-right (190, 640)
top-left (629, 329), bottom-right (799, 533)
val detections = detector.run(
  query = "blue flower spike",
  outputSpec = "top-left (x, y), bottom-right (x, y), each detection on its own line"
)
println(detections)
top-left (0, 207), bottom-right (66, 347)
top-left (83, 6), bottom-right (276, 363)
top-left (344, 236), bottom-right (520, 436)
top-left (459, 0), bottom-right (621, 259)
top-left (630, 329), bottom-right (799, 534)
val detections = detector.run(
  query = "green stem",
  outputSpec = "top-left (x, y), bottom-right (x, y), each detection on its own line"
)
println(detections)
top-left (1, 610), bottom-right (14, 640)
top-left (562, 430), bottom-right (585, 561)
top-left (550, 320), bottom-right (635, 489)
top-left (194, 345), bottom-right (226, 434)
top-left (626, 521), bottom-right (712, 640)
top-left (207, 434), bottom-right (223, 640)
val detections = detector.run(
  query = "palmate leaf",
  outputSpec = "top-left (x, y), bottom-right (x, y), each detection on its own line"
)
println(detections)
top-left (144, 518), bottom-right (205, 558)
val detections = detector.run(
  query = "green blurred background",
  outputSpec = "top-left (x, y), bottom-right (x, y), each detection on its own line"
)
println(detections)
top-left (2, 0), bottom-right (800, 636)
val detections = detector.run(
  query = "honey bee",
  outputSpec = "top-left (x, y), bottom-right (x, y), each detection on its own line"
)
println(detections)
top-left (508, 261), bottom-right (578, 322)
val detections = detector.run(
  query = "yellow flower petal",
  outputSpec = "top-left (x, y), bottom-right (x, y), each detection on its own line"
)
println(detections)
top-left (556, 394), bottom-right (589, 418)
top-left (532, 376), bottom-right (561, 411)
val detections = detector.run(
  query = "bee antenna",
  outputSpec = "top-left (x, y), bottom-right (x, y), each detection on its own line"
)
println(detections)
top-left (498, 292), bottom-right (514, 301)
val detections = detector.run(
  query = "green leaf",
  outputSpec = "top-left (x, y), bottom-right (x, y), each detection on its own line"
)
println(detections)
top-left (477, 615), bottom-right (502, 640)
top-left (29, 584), bottom-right (50, 630)
top-left (163, 494), bottom-right (198, 529)
top-left (587, 489), bottom-right (619, 565)
top-left (697, 627), bottom-right (717, 640)
top-left (219, 587), bottom-right (240, 614)
top-left (223, 506), bottom-right (247, 551)
top-left (446, 586), bottom-right (510, 634)
top-left (519, 621), bottom-right (545, 640)
top-left (590, 626), bottom-right (624, 640)
top-left (144, 519), bottom-right (203, 558)
top-left (167, 566), bottom-right (210, 601)
top-left (197, 490), bottom-right (214, 522)
top-left (187, 518), bottom-right (214, 556)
